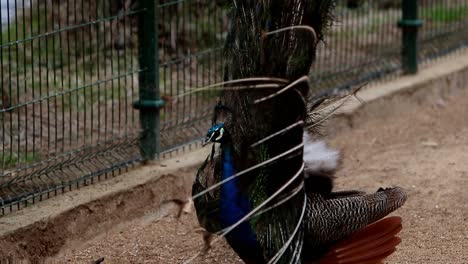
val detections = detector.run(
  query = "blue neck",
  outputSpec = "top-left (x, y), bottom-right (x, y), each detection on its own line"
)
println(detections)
top-left (219, 143), bottom-right (258, 244)
top-left (220, 144), bottom-right (240, 202)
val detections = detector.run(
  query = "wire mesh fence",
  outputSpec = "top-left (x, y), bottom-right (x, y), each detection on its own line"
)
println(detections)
top-left (312, 0), bottom-right (468, 94)
top-left (419, 0), bottom-right (468, 61)
top-left (312, 1), bottom-right (402, 93)
top-left (157, 0), bottom-right (225, 153)
top-left (0, 0), bottom-right (145, 213)
top-left (0, 0), bottom-right (467, 215)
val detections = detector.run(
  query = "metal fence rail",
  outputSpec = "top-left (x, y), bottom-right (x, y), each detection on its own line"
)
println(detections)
top-left (0, 0), bottom-right (467, 215)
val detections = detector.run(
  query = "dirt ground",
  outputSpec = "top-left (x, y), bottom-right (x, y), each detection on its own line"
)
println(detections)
top-left (50, 87), bottom-right (468, 264)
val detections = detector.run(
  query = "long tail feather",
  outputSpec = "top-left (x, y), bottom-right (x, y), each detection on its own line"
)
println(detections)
top-left (268, 192), bottom-right (307, 264)
top-left (318, 216), bottom-right (403, 264)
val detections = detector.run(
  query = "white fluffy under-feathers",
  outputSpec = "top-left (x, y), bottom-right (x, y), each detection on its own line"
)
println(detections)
top-left (303, 132), bottom-right (340, 176)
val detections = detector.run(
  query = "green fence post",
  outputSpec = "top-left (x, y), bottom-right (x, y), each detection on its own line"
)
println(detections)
top-left (134, 0), bottom-right (165, 161)
top-left (398, 0), bottom-right (423, 74)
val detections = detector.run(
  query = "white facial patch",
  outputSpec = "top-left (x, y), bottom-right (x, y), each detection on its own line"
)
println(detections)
top-left (215, 128), bottom-right (224, 141)
top-left (206, 131), bottom-right (216, 142)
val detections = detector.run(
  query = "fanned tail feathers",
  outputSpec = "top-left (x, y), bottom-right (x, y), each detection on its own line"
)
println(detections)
top-left (306, 83), bottom-right (365, 133)
top-left (317, 216), bottom-right (403, 264)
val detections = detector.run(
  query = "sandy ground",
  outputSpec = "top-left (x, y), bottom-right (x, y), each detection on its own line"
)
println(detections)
top-left (52, 88), bottom-right (468, 264)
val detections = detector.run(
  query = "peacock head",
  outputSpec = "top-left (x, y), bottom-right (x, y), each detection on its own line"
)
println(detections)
top-left (203, 123), bottom-right (228, 146)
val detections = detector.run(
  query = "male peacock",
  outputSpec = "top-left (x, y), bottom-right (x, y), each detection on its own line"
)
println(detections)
top-left (191, 0), bottom-right (407, 263)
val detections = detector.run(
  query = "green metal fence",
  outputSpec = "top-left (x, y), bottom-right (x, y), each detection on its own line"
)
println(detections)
top-left (0, 0), bottom-right (467, 215)
top-left (0, 0), bottom-right (143, 214)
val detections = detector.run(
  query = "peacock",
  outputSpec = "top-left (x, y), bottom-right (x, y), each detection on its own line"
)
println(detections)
top-left (191, 0), bottom-right (407, 263)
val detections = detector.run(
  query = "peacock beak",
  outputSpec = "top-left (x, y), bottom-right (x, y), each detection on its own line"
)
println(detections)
top-left (202, 137), bottom-right (211, 147)
top-left (202, 134), bottom-right (214, 147)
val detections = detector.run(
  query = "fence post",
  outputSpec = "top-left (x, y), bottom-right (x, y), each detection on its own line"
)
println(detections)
top-left (398, 0), bottom-right (423, 74)
top-left (134, 0), bottom-right (164, 161)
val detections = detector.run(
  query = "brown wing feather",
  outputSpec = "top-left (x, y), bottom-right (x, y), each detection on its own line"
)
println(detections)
top-left (317, 216), bottom-right (403, 264)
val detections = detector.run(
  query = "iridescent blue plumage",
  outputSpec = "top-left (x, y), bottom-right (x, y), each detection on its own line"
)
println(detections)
top-left (206, 123), bottom-right (224, 137)
top-left (204, 123), bottom-right (264, 262)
